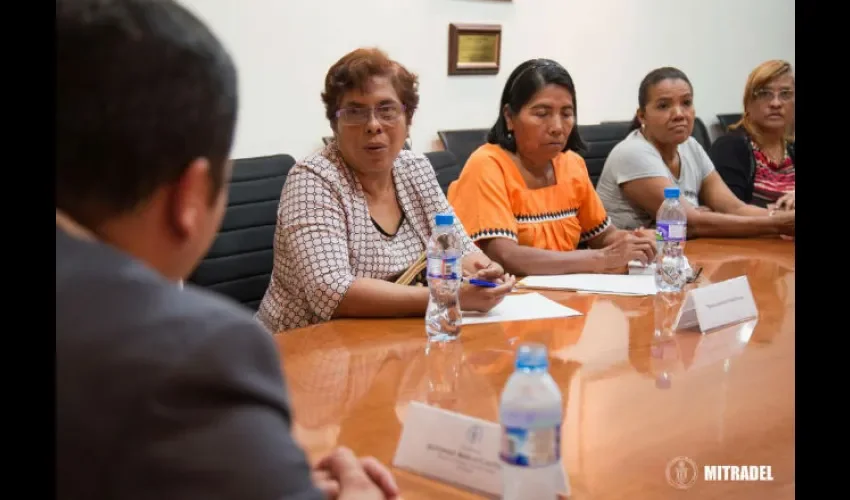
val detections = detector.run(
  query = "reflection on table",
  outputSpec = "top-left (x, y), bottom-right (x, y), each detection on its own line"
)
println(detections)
top-left (274, 238), bottom-right (795, 499)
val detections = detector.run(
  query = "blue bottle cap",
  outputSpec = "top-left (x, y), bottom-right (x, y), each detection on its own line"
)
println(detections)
top-left (515, 343), bottom-right (549, 370)
top-left (435, 213), bottom-right (454, 226)
top-left (664, 187), bottom-right (681, 199)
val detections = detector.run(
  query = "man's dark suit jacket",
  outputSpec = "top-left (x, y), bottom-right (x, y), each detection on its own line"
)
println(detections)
top-left (56, 225), bottom-right (324, 500)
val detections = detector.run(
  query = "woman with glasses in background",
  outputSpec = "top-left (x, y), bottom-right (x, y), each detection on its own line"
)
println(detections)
top-left (709, 60), bottom-right (795, 210)
top-left (256, 48), bottom-right (514, 333)
top-left (595, 66), bottom-right (794, 240)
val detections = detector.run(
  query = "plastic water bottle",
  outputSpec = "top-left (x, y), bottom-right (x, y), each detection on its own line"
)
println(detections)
top-left (425, 213), bottom-right (462, 341)
top-left (499, 343), bottom-right (563, 500)
top-left (655, 187), bottom-right (688, 292)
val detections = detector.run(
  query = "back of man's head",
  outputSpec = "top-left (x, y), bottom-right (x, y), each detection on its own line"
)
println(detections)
top-left (56, 0), bottom-right (238, 231)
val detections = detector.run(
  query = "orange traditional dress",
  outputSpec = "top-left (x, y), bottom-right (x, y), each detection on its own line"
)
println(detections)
top-left (448, 143), bottom-right (611, 250)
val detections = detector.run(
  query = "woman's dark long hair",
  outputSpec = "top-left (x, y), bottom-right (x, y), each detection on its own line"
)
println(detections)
top-left (629, 67), bottom-right (693, 131)
top-left (487, 58), bottom-right (587, 154)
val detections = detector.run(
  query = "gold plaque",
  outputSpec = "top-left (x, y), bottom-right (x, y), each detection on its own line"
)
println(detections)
top-left (448, 24), bottom-right (501, 75)
top-left (457, 34), bottom-right (499, 66)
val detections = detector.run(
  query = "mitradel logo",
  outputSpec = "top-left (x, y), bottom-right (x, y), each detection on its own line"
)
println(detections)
top-left (666, 456), bottom-right (774, 489)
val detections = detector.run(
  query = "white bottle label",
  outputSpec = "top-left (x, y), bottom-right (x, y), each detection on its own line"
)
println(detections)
top-left (499, 424), bottom-right (561, 467)
top-left (656, 221), bottom-right (686, 242)
top-left (427, 256), bottom-right (459, 280)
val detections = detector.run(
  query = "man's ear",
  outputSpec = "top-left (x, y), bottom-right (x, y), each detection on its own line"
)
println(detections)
top-left (169, 157), bottom-right (212, 240)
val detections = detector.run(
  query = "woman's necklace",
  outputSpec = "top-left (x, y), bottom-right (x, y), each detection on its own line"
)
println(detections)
top-left (763, 140), bottom-right (787, 164)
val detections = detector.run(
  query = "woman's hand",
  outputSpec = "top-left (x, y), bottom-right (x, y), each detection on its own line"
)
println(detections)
top-left (771, 209), bottom-right (795, 237)
top-left (632, 227), bottom-right (657, 241)
top-left (598, 231), bottom-right (657, 273)
top-left (458, 276), bottom-right (516, 312)
top-left (775, 191), bottom-right (795, 211)
top-left (463, 253), bottom-right (509, 283)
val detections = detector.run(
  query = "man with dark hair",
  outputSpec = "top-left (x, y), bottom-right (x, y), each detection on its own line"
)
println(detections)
top-left (55, 1), bottom-right (398, 498)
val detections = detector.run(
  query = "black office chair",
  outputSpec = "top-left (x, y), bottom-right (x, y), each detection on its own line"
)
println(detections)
top-left (187, 154), bottom-right (295, 311)
top-left (691, 117), bottom-right (712, 151)
top-left (437, 128), bottom-right (489, 168)
top-left (717, 113), bottom-right (743, 132)
top-left (424, 150), bottom-right (461, 195)
top-left (576, 122), bottom-right (632, 186)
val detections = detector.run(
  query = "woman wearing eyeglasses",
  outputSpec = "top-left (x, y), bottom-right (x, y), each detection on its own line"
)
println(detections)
top-left (256, 48), bottom-right (514, 333)
top-left (595, 66), bottom-right (794, 239)
top-left (709, 60), bottom-right (796, 210)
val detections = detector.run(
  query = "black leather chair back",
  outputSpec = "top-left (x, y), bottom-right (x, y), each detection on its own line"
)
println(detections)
top-left (576, 121), bottom-right (632, 186)
top-left (187, 154), bottom-right (295, 311)
top-left (437, 129), bottom-right (489, 168)
top-left (717, 113), bottom-right (742, 132)
top-left (691, 117), bottom-right (711, 151)
top-left (424, 150), bottom-right (461, 195)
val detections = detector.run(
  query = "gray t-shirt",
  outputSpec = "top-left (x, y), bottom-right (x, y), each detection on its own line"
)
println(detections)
top-left (596, 129), bottom-right (715, 229)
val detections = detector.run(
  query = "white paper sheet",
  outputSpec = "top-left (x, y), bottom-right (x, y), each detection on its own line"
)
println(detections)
top-left (518, 274), bottom-right (657, 296)
top-left (461, 292), bottom-right (583, 325)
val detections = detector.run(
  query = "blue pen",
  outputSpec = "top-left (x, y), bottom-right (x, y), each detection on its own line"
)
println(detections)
top-left (464, 277), bottom-right (499, 288)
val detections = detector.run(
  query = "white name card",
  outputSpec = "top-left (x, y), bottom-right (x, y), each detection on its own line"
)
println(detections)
top-left (392, 401), bottom-right (569, 498)
top-left (673, 276), bottom-right (758, 333)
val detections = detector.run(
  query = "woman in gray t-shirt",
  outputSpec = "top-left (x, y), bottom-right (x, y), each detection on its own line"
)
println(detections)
top-left (595, 67), bottom-right (794, 239)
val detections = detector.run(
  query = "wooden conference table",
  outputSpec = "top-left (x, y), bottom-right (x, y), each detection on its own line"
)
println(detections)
top-left (274, 238), bottom-right (795, 500)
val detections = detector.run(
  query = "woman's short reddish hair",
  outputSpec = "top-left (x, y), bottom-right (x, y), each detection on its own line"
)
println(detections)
top-left (321, 47), bottom-right (419, 125)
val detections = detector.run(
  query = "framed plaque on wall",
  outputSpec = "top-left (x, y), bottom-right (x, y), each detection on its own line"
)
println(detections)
top-left (448, 23), bottom-right (502, 76)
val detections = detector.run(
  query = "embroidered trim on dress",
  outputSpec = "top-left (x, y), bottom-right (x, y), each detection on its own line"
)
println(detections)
top-left (470, 228), bottom-right (519, 242)
top-left (579, 217), bottom-right (611, 243)
top-left (515, 208), bottom-right (578, 225)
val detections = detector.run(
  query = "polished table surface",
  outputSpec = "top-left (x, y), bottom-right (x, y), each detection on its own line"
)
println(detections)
top-left (274, 238), bottom-right (795, 499)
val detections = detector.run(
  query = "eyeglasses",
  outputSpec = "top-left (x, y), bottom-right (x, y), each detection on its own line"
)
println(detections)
top-left (753, 88), bottom-right (794, 103)
top-left (336, 104), bottom-right (406, 126)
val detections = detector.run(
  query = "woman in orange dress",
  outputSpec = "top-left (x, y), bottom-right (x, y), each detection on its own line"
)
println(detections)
top-left (448, 59), bottom-right (655, 276)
